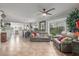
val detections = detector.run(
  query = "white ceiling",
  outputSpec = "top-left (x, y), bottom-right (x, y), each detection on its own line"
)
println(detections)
top-left (0, 3), bottom-right (79, 23)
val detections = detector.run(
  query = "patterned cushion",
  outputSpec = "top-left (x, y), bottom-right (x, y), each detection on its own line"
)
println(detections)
top-left (32, 32), bottom-right (37, 38)
top-left (61, 37), bottom-right (72, 43)
top-left (58, 36), bottom-right (65, 41)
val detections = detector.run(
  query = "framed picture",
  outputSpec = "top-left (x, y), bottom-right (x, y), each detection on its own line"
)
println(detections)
top-left (39, 21), bottom-right (46, 31)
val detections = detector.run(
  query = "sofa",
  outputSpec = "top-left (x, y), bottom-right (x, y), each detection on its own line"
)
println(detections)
top-left (30, 36), bottom-right (51, 42)
top-left (30, 32), bottom-right (51, 42)
top-left (52, 34), bottom-right (73, 52)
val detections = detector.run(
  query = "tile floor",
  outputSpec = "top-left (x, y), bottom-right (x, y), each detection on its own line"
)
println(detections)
top-left (0, 34), bottom-right (66, 56)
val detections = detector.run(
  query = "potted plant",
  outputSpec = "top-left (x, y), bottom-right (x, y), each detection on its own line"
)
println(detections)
top-left (66, 8), bottom-right (79, 40)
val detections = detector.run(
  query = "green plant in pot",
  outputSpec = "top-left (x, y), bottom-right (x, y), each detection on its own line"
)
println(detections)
top-left (66, 8), bottom-right (79, 40)
top-left (66, 8), bottom-right (79, 32)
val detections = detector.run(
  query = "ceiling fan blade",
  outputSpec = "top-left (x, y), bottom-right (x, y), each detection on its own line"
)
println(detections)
top-left (46, 13), bottom-right (52, 15)
top-left (40, 11), bottom-right (44, 13)
top-left (46, 8), bottom-right (55, 12)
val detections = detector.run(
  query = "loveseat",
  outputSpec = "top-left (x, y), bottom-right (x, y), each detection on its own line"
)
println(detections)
top-left (52, 34), bottom-right (73, 52)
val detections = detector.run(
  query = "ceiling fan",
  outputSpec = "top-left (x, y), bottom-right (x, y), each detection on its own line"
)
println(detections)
top-left (0, 10), bottom-right (6, 18)
top-left (40, 8), bottom-right (55, 16)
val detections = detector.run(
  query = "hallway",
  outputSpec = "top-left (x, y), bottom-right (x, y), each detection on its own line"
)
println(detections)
top-left (0, 33), bottom-right (66, 56)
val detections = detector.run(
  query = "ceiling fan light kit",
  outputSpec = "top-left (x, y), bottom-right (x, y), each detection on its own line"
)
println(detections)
top-left (42, 13), bottom-right (47, 16)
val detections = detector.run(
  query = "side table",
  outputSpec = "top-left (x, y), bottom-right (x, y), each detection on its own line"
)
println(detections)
top-left (72, 40), bottom-right (79, 55)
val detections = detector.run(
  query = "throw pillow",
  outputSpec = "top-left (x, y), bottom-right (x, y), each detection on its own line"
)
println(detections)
top-left (58, 36), bottom-right (65, 41)
top-left (32, 32), bottom-right (37, 38)
top-left (36, 33), bottom-right (40, 37)
top-left (61, 37), bottom-right (69, 43)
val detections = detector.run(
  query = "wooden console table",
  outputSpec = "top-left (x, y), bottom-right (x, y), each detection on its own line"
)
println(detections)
top-left (1, 32), bottom-right (7, 42)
